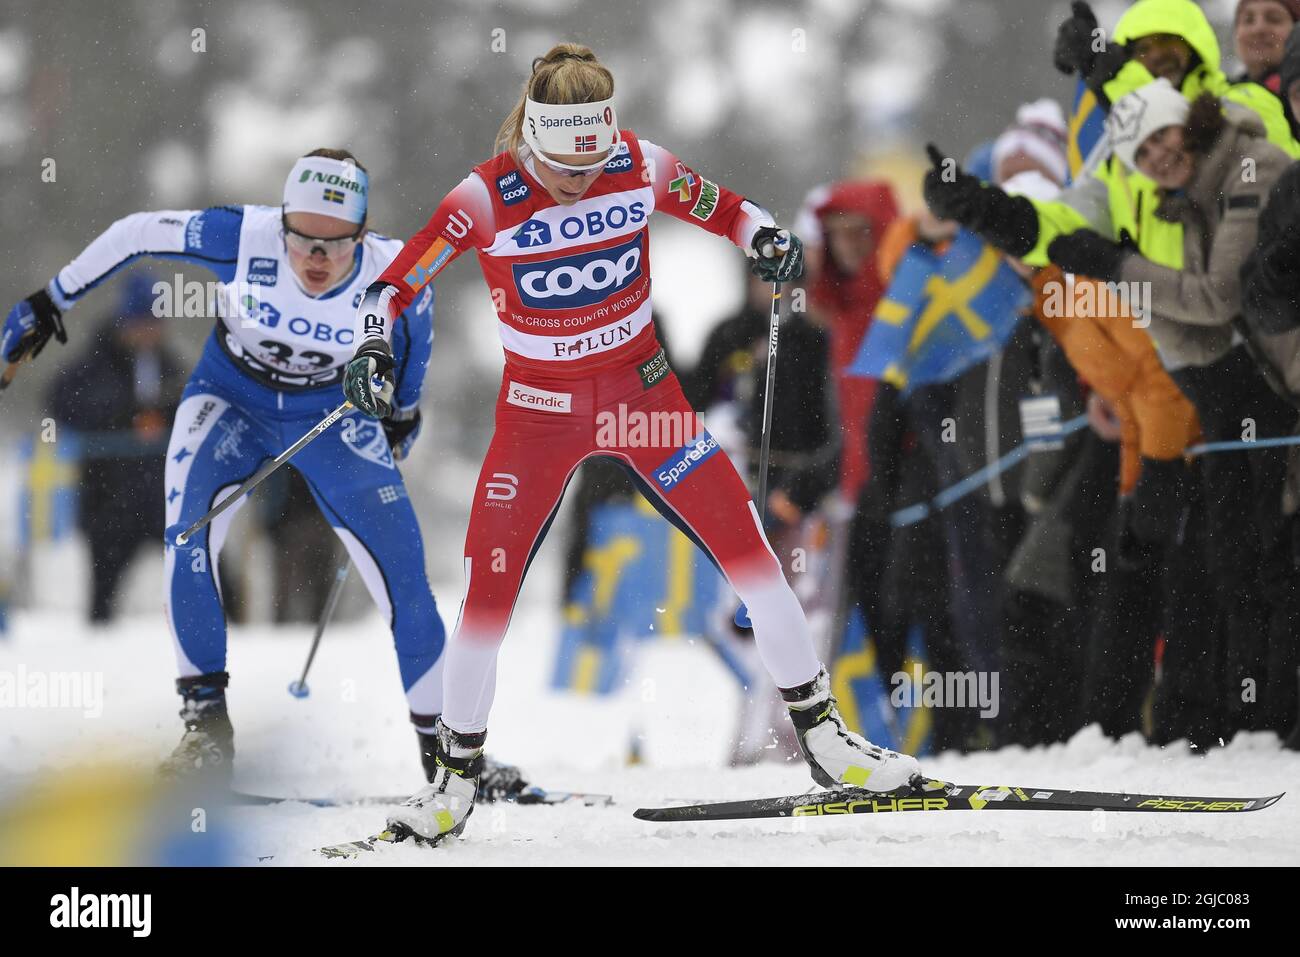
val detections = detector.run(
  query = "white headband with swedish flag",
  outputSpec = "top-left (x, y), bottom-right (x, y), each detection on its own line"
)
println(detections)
top-left (283, 156), bottom-right (369, 224)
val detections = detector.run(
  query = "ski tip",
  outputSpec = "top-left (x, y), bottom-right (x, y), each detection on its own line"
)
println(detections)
top-left (316, 826), bottom-right (412, 859)
top-left (511, 788), bottom-right (614, 807)
top-left (633, 804), bottom-right (705, 822)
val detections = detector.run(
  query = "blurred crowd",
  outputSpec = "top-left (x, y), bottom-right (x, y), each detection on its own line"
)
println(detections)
top-left (593, 0), bottom-right (1300, 757)
top-left (37, 273), bottom-right (342, 629)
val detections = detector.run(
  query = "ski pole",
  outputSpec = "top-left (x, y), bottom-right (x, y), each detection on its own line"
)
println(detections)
top-left (735, 276), bottom-right (783, 629)
top-left (288, 559), bottom-right (351, 698)
top-left (175, 400), bottom-right (353, 546)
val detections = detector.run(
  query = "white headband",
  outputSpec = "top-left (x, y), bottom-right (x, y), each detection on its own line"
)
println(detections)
top-left (522, 96), bottom-right (620, 166)
top-left (283, 156), bottom-right (369, 224)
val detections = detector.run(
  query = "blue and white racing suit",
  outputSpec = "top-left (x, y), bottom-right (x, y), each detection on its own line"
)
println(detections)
top-left (48, 204), bottom-right (445, 719)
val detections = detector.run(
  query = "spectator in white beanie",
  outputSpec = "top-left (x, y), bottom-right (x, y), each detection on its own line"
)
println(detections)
top-left (992, 98), bottom-right (1069, 186)
top-left (1103, 78), bottom-right (1192, 181)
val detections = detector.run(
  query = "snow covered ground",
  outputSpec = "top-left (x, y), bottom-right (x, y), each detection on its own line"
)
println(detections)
top-left (1, 597), bottom-right (1297, 867)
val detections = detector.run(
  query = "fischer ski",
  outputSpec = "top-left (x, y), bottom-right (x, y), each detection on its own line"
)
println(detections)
top-left (316, 826), bottom-right (414, 860)
top-left (233, 785), bottom-right (613, 808)
top-left (308, 827), bottom-right (533, 861)
top-left (255, 824), bottom-right (439, 862)
top-left (633, 779), bottom-right (1285, 823)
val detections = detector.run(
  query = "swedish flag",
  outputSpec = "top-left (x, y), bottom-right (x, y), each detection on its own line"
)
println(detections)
top-left (1067, 78), bottom-right (1108, 184)
top-left (848, 229), bottom-right (1030, 394)
top-left (830, 609), bottom-right (932, 756)
top-left (551, 497), bottom-right (723, 694)
top-left (18, 433), bottom-right (81, 546)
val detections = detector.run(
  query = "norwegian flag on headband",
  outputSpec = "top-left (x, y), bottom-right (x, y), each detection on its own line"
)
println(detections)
top-left (574, 134), bottom-right (598, 153)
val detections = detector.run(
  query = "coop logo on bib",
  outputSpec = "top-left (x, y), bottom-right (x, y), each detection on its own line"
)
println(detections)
top-left (512, 234), bottom-right (643, 310)
top-left (339, 416), bottom-right (394, 469)
top-left (247, 258), bottom-right (279, 286)
top-left (604, 143), bottom-right (634, 174)
top-left (496, 170), bottom-right (531, 206)
top-left (654, 430), bottom-right (719, 492)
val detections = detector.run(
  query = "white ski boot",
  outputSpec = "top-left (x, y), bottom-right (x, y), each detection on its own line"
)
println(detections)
top-left (389, 719), bottom-right (483, 843)
top-left (781, 668), bottom-right (921, 792)
top-left (417, 723), bottom-right (528, 802)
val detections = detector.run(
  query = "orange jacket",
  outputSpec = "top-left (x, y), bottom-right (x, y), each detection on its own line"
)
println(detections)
top-left (1032, 268), bottom-right (1201, 494)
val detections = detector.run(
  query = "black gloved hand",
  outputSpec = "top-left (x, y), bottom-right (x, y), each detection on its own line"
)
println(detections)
top-left (1, 289), bottom-right (67, 364)
top-left (923, 144), bottom-right (987, 223)
top-left (749, 227), bottom-right (804, 282)
top-left (1046, 228), bottom-right (1135, 282)
top-left (1053, 1), bottom-right (1100, 76)
top-left (342, 338), bottom-right (396, 419)
top-left (923, 144), bottom-right (1040, 257)
top-left (383, 407), bottom-right (422, 462)
top-left (1085, 41), bottom-right (1131, 105)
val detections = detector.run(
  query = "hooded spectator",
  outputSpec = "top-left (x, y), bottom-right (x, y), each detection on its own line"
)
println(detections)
top-left (801, 180), bottom-right (900, 499)
top-left (1053, 0), bottom-right (1298, 152)
top-left (1034, 0), bottom-right (1300, 294)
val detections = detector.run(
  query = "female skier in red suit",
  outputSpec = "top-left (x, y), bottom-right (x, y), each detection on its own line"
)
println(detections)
top-left (343, 43), bottom-right (922, 843)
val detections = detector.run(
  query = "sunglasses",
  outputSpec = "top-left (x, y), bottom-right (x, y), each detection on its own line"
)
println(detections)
top-left (281, 217), bottom-right (364, 258)
top-left (533, 144), bottom-right (619, 178)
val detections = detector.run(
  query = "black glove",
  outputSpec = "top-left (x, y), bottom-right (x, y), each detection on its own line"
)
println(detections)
top-left (1046, 228), bottom-right (1135, 282)
top-left (749, 227), bottom-right (804, 282)
top-left (383, 407), bottom-right (422, 462)
top-left (1053, 1), bottom-right (1100, 76)
top-left (922, 144), bottom-right (1040, 257)
top-left (1085, 42), bottom-right (1130, 106)
top-left (1, 289), bottom-right (67, 364)
top-left (342, 338), bottom-right (396, 419)
top-left (923, 144), bottom-right (986, 222)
